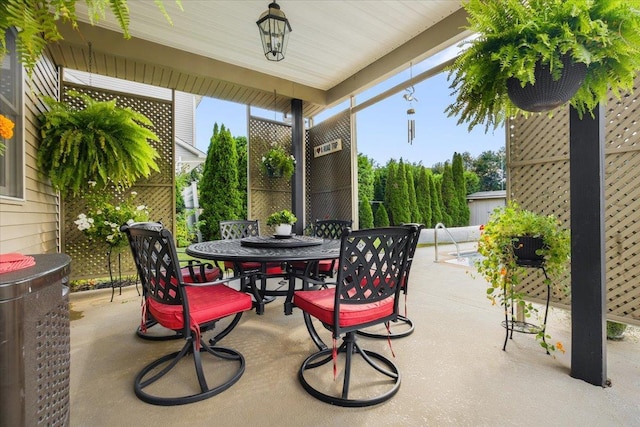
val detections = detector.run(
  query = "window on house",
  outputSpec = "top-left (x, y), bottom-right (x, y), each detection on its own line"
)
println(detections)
top-left (0, 28), bottom-right (24, 200)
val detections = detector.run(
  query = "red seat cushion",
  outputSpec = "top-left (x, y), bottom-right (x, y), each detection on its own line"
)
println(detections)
top-left (224, 261), bottom-right (283, 275)
top-left (149, 284), bottom-right (253, 330)
top-left (181, 266), bottom-right (222, 283)
top-left (293, 287), bottom-right (394, 328)
top-left (291, 259), bottom-right (336, 274)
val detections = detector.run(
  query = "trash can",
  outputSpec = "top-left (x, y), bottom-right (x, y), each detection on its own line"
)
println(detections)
top-left (0, 254), bottom-right (71, 427)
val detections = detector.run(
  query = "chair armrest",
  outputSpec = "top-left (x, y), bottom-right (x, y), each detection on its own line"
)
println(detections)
top-left (180, 259), bottom-right (222, 282)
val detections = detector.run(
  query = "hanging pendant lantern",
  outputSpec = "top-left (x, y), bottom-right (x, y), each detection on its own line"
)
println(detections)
top-left (256, 2), bottom-right (292, 62)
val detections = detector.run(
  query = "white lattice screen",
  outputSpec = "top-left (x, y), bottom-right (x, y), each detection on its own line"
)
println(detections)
top-left (61, 83), bottom-right (174, 281)
top-left (509, 77), bottom-right (640, 326)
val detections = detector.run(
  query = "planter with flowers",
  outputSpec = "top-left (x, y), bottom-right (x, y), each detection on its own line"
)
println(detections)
top-left (266, 209), bottom-right (297, 236)
top-left (261, 144), bottom-right (296, 179)
top-left (74, 181), bottom-right (150, 299)
top-left (476, 201), bottom-right (570, 354)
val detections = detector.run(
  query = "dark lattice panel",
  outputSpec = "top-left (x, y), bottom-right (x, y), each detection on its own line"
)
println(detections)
top-left (61, 83), bottom-right (174, 281)
top-left (249, 117), bottom-right (293, 232)
top-left (509, 76), bottom-right (640, 325)
top-left (306, 110), bottom-right (353, 225)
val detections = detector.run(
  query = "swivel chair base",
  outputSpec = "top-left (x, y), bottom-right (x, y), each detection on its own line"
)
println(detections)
top-left (357, 315), bottom-right (415, 339)
top-left (134, 340), bottom-right (245, 406)
top-left (298, 331), bottom-right (401, 407)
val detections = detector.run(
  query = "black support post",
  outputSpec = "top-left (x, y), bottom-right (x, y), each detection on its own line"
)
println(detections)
top-left (291, 98), bottom-right (304, 235)
top-left (569, 104), bottom-right (607, 386)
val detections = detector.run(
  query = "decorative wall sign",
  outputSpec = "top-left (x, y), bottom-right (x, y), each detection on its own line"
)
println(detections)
top-left (314, 138), bottom-right (342, 158)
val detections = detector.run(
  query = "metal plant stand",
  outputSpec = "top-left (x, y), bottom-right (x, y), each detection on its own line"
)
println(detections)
top-left (502, 259), bottom-right (551, 354)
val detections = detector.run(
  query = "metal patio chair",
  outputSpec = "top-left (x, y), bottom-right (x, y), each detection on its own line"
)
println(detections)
top-left (122, 222), bottom-right (253, 405)
top-left (293, 226), bottom-right (416, 407)
top-left (357, 223), bottom-right (424, 339)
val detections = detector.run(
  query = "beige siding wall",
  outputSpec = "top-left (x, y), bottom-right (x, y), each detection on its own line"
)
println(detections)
top-left (0, 51), bottom-right (60, 254)
top-left (174, 91), bottom-right (195, 146)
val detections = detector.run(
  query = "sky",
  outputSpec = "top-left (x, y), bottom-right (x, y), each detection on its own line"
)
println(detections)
top-left (195, 52), bottom-right (505, 168)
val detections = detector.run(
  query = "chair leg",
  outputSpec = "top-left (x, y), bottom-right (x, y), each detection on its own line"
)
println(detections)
top-left (134, 336), bottom-right (245, 406)
top-left (136, 313), bottom-right (183, 341)
top-left (298, 331), bottom-right (401, 407)
top-left (208, 312), bottom-right (243, 346)
top-left (357, 315), bottom-right (415, 339)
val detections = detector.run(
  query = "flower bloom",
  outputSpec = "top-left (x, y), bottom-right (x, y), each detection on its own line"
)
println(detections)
top-left (556, 342), bottom-right (565, 354)
top-left (136, 205), bottom-right (146, 211)
top-left (74, 214), bottom-right (94, 231)
top-left (0, 114), bottom-right (15, 139)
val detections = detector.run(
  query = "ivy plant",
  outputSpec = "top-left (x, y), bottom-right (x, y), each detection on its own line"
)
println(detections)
top-left (446, 0), bottom-right (640, 131)
top-left (37, 90), bottom-right (160, 197)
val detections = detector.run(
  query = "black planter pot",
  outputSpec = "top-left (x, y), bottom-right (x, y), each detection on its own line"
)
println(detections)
top-left (512, 236), bottom-right (546, 267)
top-left (507, 54), bottom-right (587, 112)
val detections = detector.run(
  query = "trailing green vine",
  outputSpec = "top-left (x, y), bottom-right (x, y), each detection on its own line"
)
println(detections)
top-left (475, 201), bottom-right (571, 354)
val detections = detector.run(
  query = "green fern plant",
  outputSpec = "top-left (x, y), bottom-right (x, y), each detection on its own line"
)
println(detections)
top-left (37, 90), bottom-right (160, 197)
top-left (446, 0), bottom-right (640, 132)
top-left (0, 0), bottom-right (182, 77)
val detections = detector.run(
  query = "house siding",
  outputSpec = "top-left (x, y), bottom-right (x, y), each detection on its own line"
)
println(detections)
top-left (175, 91), bottom-right (195, 146)
top-left (0, 50), bottom-right (60, 254)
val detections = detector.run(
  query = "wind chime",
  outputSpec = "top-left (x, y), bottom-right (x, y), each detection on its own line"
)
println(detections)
top-left (403, 63), bottom-right (418, 144)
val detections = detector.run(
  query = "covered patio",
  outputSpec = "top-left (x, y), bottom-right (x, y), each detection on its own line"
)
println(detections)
top-left (69, 243), bottom-right (639, 425)
top-left (2, 1), bottom-right (639, 423)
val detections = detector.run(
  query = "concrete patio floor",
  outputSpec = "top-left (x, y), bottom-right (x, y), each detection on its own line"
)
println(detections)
top-left (69, 243), bottom-right (640, 426)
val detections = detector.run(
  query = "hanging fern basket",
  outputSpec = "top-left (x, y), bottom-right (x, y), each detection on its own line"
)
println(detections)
top-left (37, 91), bottom-right (160, 197)
top-left (506, 55), bottom-right (588, 113)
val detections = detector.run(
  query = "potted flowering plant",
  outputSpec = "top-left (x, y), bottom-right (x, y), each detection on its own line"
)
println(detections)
top-left (261, 144), bottom-right (296, 179)
top-left (74, 181), bottom-right (151, 287)
top-left (476, 201), bottom-right (570, 354)
top-left (266, 209), bottom-right (297, 236)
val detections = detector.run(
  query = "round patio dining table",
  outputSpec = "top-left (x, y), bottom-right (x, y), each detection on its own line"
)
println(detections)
top-left (186, 236), bottom-right (341, 318)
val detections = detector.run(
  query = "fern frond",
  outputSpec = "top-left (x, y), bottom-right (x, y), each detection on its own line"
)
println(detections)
top-left (1, 0), bottom-right (180, 77)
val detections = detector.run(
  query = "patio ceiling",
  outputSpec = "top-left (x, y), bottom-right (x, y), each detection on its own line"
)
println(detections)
top-left (48, 1), bottom-right (470, 118)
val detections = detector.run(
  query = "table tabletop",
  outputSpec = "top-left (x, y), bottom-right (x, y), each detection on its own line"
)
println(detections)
top-left (186, 237), bottom-right (341, 263)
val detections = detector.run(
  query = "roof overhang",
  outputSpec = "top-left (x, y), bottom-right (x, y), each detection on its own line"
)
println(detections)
top-left (46, 2), bottom-right (470, 118)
